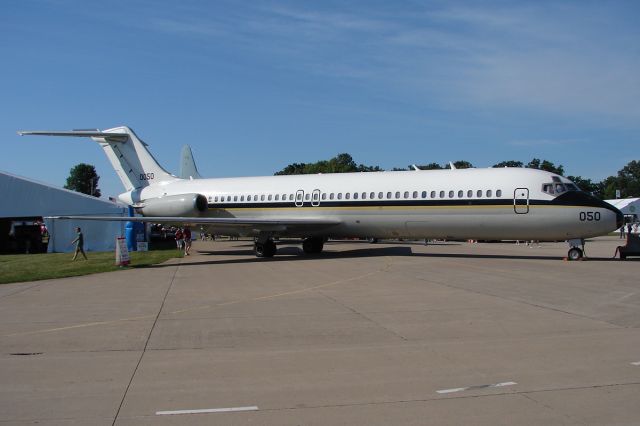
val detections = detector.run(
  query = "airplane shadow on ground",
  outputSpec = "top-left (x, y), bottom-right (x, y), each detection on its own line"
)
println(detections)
top-left (138, 243), bottom-right (628, 268)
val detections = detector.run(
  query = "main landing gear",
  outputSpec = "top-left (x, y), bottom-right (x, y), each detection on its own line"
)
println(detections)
top-left (254, 238), bottom-right (277, 258)
top-left (253, 236), bottom-right (325, 258)
top-left (302, 237), bottom-right (324, 254)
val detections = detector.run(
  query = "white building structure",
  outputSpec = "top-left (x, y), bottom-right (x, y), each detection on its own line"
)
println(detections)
top-left (0, 171), bottom-right (128, 252)
top-left (606, 198), bottom-right (640, 224)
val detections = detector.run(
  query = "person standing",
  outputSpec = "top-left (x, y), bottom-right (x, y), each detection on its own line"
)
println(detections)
top-left (183, 226), bottom-right (192, 256)
top-left (71, 227), bottom-right (87, 260)
top-left (175, 228), bottom-right (184, 250)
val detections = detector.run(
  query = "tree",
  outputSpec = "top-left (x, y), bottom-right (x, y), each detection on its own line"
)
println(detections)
top-left (600, 160), bottom-right (640, 199)
top-left (566, 175), bottom-right (600, 197)
top-left (65, 163), bottom-right (101, 197)
top-left (493, 160), bottom-right (524, 168)
top-left (526, 158), bottom-right (564, 175)
top-left (274, 153), bottom-right (381, 175)
top-left (417, 162), bottom-right (444, 170)
top-left (451, 160), bottom-right (473, 169)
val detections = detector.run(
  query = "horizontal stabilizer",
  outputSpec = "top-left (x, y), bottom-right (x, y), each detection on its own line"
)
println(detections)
top-left (18, 130), bottom-right (128, 142)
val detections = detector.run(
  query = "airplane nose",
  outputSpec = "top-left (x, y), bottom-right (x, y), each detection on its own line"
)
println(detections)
top-left (616, 209), bottom-right (624, 229)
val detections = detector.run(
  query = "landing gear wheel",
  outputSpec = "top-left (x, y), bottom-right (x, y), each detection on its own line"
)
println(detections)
top-left (255, 239), bottom-right (277, 258)
top-left (567, 247), bottom-right (583, 261)
top-left (368, 237), bottom-right (378, 244)
top-left (302, 237), bottom-right (324, 254)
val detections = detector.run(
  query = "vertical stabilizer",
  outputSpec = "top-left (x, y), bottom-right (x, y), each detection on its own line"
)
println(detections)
top-left (97, 126), bottom-right (177, 191)
top-left (179, 145), bottom-right (202, 179)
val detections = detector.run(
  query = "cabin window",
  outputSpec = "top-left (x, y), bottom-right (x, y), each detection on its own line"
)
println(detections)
top-left (345, 193), bottom-right (351, 200)
top-left (555, 183), bottom-right (566, 194)
top-left (421, 191), bottom-right (427, 198)
top-left (439, 191), bottom-right (445, 198)
top-left (362, 192), bottom-right (367, 199)
top-left (240, 195), bottom-right (245, 202)
top-left (403, 191), bottom-right (409, 199)
top-left (274, 194), bottom-right (279, 201)
top-left (322, 193), bottom-right (327, 200)
top-left (370, 192), bottom-right (375, 199)
top-left (289, 194), bottom-right (294, 201)
top-left (259, 195), bottom-right (264, 201)
top-left (227, 196), bottom-right (231, 202)
top-left (266, 194), bottom-right (271, 201)
top-left (305, 193), bottom-right (310, 201)
top-left (313, 192), bottom-right (319, 201)
top-left (337, 193), bottom-right (342, 200)
top-left (395, 191), bottom-right (401, 199)
top-left (214, 196), bottom-right (218, 202)
top-left (496, 190), bottom-right (502, 197)
top-left (467, 190), bottom-right (473, 198)
top-left (330, 193), bottom-right (335, 200)
top-left (486, 190), bottom-right (492, 197)
top-left (458, 190), bottom-right (463, 198)
top-left (387, 192), bottom-right (392, 199)
top-left (448, 191), bottom-right (454, 198)
top-left (477, 190), bottom-right (482, 198)
top-left (353, 192), bottom-right (358, 200)
top-left (248, 195), bottom-right (253, 202)
top-left (431, 191), bottom-right (436, 198)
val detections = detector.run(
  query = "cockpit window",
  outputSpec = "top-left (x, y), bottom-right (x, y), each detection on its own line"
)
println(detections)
top-left (565, 183), bottom-right (579, 191)
top-left (542, 184), bottom-right (554, 195)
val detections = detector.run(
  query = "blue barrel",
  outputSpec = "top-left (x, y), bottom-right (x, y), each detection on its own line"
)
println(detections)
top-left (125, 221), bottom-right (136, 251)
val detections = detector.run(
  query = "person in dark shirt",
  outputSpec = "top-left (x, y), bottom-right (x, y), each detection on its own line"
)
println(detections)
top-left (71, 227), bottom-right (87, 260)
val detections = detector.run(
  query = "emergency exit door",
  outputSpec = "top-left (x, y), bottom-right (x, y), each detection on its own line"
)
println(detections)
top-left (514, 188), bottom-right (529, 214)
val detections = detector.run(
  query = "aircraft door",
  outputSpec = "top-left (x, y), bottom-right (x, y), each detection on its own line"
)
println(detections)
top-left (514, 188), bottom-right (529, 214)
top-left (295, 190), bottom-right (304, 207)
top-left (311, 189), bottom-right (321, 207)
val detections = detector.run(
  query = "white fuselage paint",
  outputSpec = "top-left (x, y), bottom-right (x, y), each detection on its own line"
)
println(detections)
top-left (123, 167), bottom-right (619, 241)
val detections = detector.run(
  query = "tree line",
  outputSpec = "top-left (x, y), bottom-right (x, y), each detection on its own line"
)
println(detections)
top-left (274, 154), bottom-right (640, 199)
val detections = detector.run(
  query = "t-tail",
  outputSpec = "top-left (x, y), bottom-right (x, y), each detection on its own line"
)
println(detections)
top-left (18, 126), bottom-right (178, 192)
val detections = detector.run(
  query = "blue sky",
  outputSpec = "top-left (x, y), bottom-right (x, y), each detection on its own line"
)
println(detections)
top-left (1, 0), bottom-right (638, 198)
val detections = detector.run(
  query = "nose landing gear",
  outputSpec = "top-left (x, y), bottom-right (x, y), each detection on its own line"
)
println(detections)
top-left (566, 238), bottom-right (585, 261)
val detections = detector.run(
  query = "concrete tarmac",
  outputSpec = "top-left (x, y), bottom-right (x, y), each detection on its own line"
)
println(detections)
top-left (1, 236), bottom-right (639, 425)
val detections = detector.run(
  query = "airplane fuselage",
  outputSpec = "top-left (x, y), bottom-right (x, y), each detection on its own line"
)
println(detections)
top-left (123, 167), bottom-right (621, 241)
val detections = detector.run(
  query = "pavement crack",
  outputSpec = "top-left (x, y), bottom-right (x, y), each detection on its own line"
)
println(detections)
top-left (111, 262), bottom-right (181, 426)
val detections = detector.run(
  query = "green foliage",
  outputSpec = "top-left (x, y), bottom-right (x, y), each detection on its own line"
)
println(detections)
top-left (526, 158), bottom-right (564, 175)
top-left (64, 163), bottom-right (101, 197)
top-left (600, 160), bottom-right (640, 199)
top-left (275, 153), bottom-right (382, 175)
top-left (566, 175), bottom-right (601, 197)
top-left (418, 162), bottom-right (444, 170)
top-left (451, 160), bottom-right (473, 169)
top-left (493, 160), bottom-right (524, 168)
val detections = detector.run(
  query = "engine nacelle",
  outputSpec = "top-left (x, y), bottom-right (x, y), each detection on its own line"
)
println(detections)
top-left (137, 193), bottom-right (208, 217)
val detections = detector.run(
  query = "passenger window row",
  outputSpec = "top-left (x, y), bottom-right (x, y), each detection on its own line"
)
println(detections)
top-left (208, 189), bottom-right (503, 203)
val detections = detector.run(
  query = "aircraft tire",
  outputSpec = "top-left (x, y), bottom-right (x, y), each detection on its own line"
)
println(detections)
top-left (567, 247), bottom-right (583, 261)
top-left (303, 237), bottom-right (324, 254)
top-left (255, 240), bottom-right (277, 258)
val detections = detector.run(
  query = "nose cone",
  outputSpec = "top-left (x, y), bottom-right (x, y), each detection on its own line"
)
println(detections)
top-left (616, 208), bottom-right (624, 229)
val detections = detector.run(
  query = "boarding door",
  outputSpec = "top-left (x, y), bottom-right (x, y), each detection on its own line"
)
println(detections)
top-left (514, 188), bottom-right (529, 214)
top-left (295, 190), bottom-right (304, 207)
top-left (311, 189), bottom-right (321, 207)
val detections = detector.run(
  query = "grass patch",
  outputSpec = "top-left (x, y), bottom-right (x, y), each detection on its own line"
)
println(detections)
top-left (0, 249), bottom-right (183, 284)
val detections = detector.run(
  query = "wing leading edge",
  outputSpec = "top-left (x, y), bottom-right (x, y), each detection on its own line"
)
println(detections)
top-left (45, 215), bottom-right (341, 233)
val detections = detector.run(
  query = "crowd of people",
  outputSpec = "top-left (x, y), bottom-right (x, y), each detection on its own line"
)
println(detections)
top-left (619, 222), bottom-right (639, 239)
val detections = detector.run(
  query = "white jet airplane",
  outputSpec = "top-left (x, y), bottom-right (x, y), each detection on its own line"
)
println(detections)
top-left (19, 126), bottom-right (623, 260)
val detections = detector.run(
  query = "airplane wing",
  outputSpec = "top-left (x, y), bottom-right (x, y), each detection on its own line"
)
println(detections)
top-left (45, 215), bottom-right (341, 233)
top-left (18, 130), bottom-right (129, 142)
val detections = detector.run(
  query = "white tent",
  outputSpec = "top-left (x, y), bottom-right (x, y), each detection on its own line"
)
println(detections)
top-left (605, 198), bottom-right (640, 222)
top-left (0, 171), bottom-right (128, 252)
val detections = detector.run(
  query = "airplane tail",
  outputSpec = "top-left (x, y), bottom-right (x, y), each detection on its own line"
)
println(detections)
top-left (19, 126), bottom-right (178, 192)
top-left (179, 145), bottom-right (202, 179)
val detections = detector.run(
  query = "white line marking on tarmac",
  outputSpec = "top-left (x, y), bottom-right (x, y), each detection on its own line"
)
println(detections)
top-left (631, 362), bottom-right (640, 366)
top-left (437, 381), bottom-right (517, 394)
top-left (156, 406), bottom-right (259, 415)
